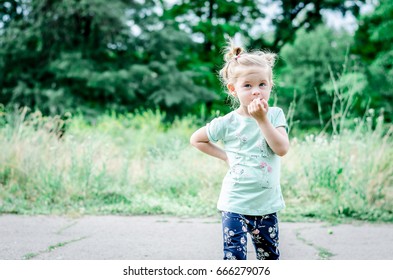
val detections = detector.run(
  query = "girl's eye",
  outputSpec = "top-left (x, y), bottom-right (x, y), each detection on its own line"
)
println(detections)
top-left (260, 83), bottom-right (267, 87)
top-left (244, 84), bottom-right (251, 88)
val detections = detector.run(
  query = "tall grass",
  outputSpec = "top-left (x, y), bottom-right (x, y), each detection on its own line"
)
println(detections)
top-left (0, 108), bottom-right (224, 216)
top-left (0, 106), bottom-right (392, 222)
top-left (282, 114), bottom-right (393, 222)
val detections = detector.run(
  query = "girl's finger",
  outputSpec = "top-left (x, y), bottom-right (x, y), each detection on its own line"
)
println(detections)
top-left (260, 99), bottom-right (268, 110)
top-left (248, 104), bottom-right (254, 114)
top-left (257, 99), bottom-right (264, 109)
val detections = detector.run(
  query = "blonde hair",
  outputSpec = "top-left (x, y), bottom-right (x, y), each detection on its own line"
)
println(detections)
top-left (219, 38), bottom-right (277, 89)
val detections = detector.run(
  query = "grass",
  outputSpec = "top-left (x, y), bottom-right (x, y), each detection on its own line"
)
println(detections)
top-left (281, 117), bottom-right (393, 222)
top-left (0, 107), bottom-right (392, 222)
top-left (0, 108), bottom-right (223, 217)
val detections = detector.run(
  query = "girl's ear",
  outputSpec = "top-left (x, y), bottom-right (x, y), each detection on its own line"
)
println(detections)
top-left (269, 80), bottom-right (274, 90)
top-left (227, 83), bottom-right (235, 95)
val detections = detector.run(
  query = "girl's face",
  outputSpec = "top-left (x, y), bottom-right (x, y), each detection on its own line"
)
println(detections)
top-left (227, 66), bottom-right (272, 108)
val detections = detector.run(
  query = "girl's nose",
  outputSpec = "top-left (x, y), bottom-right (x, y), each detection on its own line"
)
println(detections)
top-left (252, 88), bottom-right (262, 95)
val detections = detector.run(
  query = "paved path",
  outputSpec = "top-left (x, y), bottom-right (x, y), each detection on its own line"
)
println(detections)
top-left (1, 215), bottom-right (392, 260)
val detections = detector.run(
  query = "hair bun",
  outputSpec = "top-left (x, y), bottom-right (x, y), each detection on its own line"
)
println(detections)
top-left (262, 52), bottom-right (277, 68)
top-left (223, 38), bottom-right (244, 62)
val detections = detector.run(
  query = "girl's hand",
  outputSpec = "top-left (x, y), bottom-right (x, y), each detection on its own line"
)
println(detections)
top-left (248, 98), bottom-right (269, 122)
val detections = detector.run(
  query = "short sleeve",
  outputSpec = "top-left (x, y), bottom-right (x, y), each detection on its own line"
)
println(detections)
top-left (271, 107), bottom-right (288, 132)
top-left (206, 116), bottom-right (226, 143)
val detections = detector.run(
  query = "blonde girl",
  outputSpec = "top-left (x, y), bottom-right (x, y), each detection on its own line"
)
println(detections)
top-left (190, 39), bottom-right (289, 260)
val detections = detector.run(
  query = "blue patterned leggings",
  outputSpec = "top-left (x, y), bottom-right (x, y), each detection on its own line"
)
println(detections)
top-left (221, 211), bottom-right (280, 260)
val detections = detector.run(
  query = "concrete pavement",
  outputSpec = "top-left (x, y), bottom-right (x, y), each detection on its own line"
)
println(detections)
top-left (0, 215), bottom-right (392, 260)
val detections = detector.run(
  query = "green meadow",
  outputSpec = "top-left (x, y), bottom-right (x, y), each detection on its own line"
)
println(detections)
top-left (0, 107), bottom-right (392, 222)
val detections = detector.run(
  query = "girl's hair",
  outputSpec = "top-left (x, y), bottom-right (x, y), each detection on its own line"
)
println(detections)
top-left (219, 38), bottom-right (277, 107)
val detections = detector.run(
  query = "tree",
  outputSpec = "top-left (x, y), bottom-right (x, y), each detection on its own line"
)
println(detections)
top-left (0, 0), bottom-right (138, 114)
top-left (0, 0), bottom-right (377, 120)
top-left (256, 0), bottom-right (365, 51)
top-left (353, 0), bottom-right (393, 121)
top-left (278, 25), bottom-right (365, 128)
top-left (0, 0), bottom-right (216, 116)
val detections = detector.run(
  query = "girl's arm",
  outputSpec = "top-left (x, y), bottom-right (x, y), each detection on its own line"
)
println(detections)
top-left (257, 121), bottom-right (289, 156)
top-left (190, 126), bottom-right (228, 163)
top-left (248, 99), bottom-right (290, 156)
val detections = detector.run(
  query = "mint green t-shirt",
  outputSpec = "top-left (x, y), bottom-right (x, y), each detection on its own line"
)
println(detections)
top-left (206, 107), bottom-right (288, 216)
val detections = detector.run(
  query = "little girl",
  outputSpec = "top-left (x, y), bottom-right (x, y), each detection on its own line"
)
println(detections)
top-left (190, 40), bottom-right (289, 260)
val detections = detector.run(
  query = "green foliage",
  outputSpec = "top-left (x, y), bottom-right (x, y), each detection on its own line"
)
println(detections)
top-left (278, 25), bottom-right (369, 130)
top-left (0, 0), bottom-right (216, 117)
top-left (353, 0), bottom-right (393, 121)
top-left (0, 0), bottom-right (391, 129)
top-left (163, 0), bottom-right (260, 64)
top-left (257, 0), bottom-right (365, 51)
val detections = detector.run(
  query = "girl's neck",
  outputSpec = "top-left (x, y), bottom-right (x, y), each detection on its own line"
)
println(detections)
top-left (236, 107), bottom-right (252, 118)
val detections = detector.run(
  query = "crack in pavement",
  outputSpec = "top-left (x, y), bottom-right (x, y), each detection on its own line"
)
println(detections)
top-left (23, 219), bottom-right (90, 259)
top-left (55, 221), bottom-right (79, 235)
top-left (22, 236), bottom-right (89, 260)
top-left (295, 227), bottom-right (335, 260)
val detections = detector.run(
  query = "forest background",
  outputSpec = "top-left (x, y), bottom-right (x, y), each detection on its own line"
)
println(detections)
top-left (0, 0), bottom-right (392, 222)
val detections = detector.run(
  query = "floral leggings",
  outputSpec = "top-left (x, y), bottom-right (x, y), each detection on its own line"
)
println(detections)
top-left (221, 211), bottom-right (280, 260)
